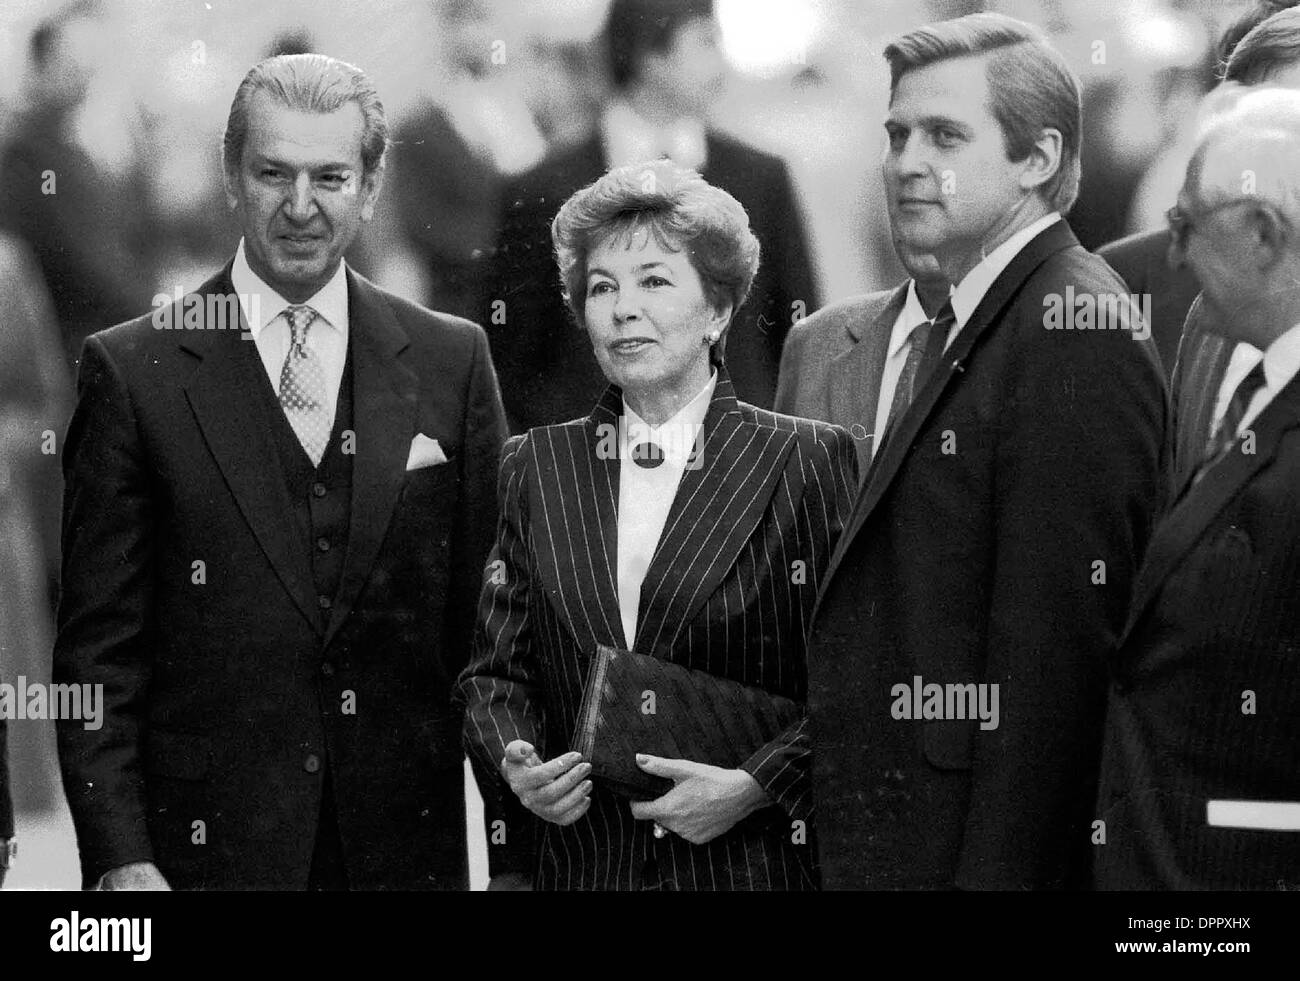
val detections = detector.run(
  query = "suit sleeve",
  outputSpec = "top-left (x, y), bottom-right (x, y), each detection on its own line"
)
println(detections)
top-left (445, 325), bottom-right (509, 675)
top-left (53, 336), bottom-right (158, 887)
top-left (741, 424), bottom-right (858, 823)
top-left (954, 293), bottom-right (1166, 889)
top-left (455, 434), bottom-right (547, 877)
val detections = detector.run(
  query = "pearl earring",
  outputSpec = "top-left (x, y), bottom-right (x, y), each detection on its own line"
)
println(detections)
top-left (704, 330), bottom-right (720, 345)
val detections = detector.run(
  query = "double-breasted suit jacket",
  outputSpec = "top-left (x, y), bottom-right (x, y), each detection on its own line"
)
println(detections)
top-left (458, 372), bottom-right (857, 889)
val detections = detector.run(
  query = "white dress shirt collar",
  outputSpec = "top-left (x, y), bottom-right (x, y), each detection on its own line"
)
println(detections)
top-left (621, 370), bottom-right (717, 465)
top-left (1239, 322), bottom-right (1300, 433)
top-left (230, 239), bottom-right (350, 337)
top-left (948, 212), bottom-right (1061, 331)
top-left (600, 99), bottom-right (708, 172)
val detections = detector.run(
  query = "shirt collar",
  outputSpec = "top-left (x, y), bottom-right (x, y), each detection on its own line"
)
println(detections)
top-left (621, 370), bottom-right (717, 465)
top-left (888, 279), bottom-right (942, 360)
top-left (1261, 321), bottom-right (1300, 395)
top-left (230, 239), bottom-right (350, 338)
top-left (600, 99), bottom-right (708, 172)
top-left (949, 212), bottom-right (1061, 331)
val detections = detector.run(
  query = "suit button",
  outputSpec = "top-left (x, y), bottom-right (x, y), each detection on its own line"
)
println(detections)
top-left (318, 595), bottom-right (332, 610)
top-left (316, 537), bottom-right (331, 552)
top-left (321, 662), bottom-right (335, 677)
top-left (304, 754), bottom-right (321, 774)
top-left (312, 482), bottom-right (327, 498)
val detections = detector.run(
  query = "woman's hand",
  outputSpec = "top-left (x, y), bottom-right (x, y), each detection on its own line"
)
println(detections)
top-left (500, 739), bottom-right (592, 826)
top-left (628, 755), bottom-right (771, 845)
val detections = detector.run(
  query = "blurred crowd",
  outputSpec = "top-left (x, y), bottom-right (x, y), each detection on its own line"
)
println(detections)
top-left (0, 0), bottom-right (1253, 887)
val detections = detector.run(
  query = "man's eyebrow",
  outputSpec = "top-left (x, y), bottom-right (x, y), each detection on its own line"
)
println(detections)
top-left (252, 155), bottom-right (355, 172)
top-left (916, 115), bottom-right (973, 135)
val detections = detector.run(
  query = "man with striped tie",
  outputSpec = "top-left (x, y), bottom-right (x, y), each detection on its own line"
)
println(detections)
top-left (1095, 88), bottom-right (1300, 890)
top-left (805, 13), bottom-right (1166, 890)
top-left (54, 54), bottom-right (508, 890)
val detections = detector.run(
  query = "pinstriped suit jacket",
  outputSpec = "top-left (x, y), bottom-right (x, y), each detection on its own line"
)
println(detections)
top-left (457, 372), bottom-right (857, 890)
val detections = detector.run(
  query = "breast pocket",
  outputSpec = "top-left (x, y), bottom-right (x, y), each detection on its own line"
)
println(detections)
top-left (399, 461), bottom-right (460, 507)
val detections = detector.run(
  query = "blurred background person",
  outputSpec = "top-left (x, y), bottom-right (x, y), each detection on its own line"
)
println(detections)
top-left (0, 228), bottom-right (73, 888)
top-left (1101, 1), bottom-right (1296, 381)
top-left (479, 0), bottom-right (818, 432)
top-left (0, 0), bottom-right (159, 373)
top-left (351, 0), bottom-right (601, 320)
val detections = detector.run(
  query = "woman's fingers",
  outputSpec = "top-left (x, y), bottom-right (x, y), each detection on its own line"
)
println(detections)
top-left (522, 761), bottom-right (591, 808)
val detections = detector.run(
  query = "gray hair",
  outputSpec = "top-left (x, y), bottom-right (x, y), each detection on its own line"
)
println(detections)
top-left (222, 53), bottom-right (389, 176)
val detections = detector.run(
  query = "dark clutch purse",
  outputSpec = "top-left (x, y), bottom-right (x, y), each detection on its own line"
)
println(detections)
top-left (571, 644), bottom-right (802, 800)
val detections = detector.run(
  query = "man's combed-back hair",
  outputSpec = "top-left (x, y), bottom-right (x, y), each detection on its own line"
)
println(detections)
top-left (222, 53), bottom-right (389, 176)
top-left (884, 12), bottom-right (1083, 214)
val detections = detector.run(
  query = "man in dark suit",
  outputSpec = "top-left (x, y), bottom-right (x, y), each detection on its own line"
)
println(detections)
top-left (805, 13), bottom-right (1166, 890)
top-left (55, 54), bottom-right (508, 890)
top-left (1096, 89), bottom-right (1300, 890)
top-left (482, 0), bottom-right (817, 431)
top-left (775, 242), bottom-right (948, 479)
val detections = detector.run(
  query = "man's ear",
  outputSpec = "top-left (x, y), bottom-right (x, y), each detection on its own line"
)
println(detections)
top-left (1018, 127), bottom-right (1064, 195)
top-left (1250, 202), bottom-right (1289, 267)
top-left (359, 162), bottom-right (385, 223)
top-left (221, 150), bottom-right (239, 211)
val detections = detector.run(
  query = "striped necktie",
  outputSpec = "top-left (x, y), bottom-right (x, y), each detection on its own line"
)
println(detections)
top-left (1187, 360), bottom-right (1268, 491)
top-left (278, 304), bottom-right (329, 466)
top-left (883, 300), bottom-right (956, 439)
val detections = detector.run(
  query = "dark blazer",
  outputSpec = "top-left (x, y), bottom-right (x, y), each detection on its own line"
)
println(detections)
top-left (457, 372), bottom-right (857, 889)
top-left (55, 264), bottom-right (508, 889)
top-left (481, 131), bottom-right (818, 431)
top-left (1095, 371), bottom-right (1300, 889)
top-left (806, 220), bottom-right (1167, 889)
top-left (1099, 228), bottom-right (1198, 377)
top-left (774, 284), bottom-right (908, 479)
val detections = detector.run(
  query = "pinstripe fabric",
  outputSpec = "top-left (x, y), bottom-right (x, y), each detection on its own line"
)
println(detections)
top-left (457, 372), bottom-right (857, 890)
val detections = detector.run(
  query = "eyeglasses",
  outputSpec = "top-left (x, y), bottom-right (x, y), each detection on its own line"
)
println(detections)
top-left (1166, 197), bottom-right (1282, 251)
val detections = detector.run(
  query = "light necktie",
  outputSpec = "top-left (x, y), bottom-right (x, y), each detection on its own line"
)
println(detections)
top-left (278, 304), bottom-right (329, 466)
top-left (883, 300), bottom-right (956, 440)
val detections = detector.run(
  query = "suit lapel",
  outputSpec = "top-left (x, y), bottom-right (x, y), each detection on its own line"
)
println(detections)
top-left (528, 389), bottom-right (625, 651)
top-left (324, 271), bottom-right (418, 649)
top-left (827, 283), bottom-right (908, 478)
top-left (183, 267), bottom-right (321, 632)
top-left (634, 373), bottom-right (796, 655)
top-left (828, 220), bottom-right (1077, 584)
top-left (1121, 374), bottom-right (1300, 647)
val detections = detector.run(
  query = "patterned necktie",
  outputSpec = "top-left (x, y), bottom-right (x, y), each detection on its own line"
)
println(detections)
top-left (1197, 360), bottom-right (1268, 477)
top-left (883, 300), bottom-right (956, 439)
top-left (278, 304), bottom-right (329, 466)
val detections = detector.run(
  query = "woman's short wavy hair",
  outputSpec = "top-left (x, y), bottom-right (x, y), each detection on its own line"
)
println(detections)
top-left (551, 160), bottom-right (760, 358)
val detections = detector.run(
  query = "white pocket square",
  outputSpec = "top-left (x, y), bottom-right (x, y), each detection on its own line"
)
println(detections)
top-left (406, 433), bottom-right (448, 471)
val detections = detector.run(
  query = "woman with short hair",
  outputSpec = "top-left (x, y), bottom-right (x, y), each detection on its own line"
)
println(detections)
top-left (458, 160), bottom-right (856, 890)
